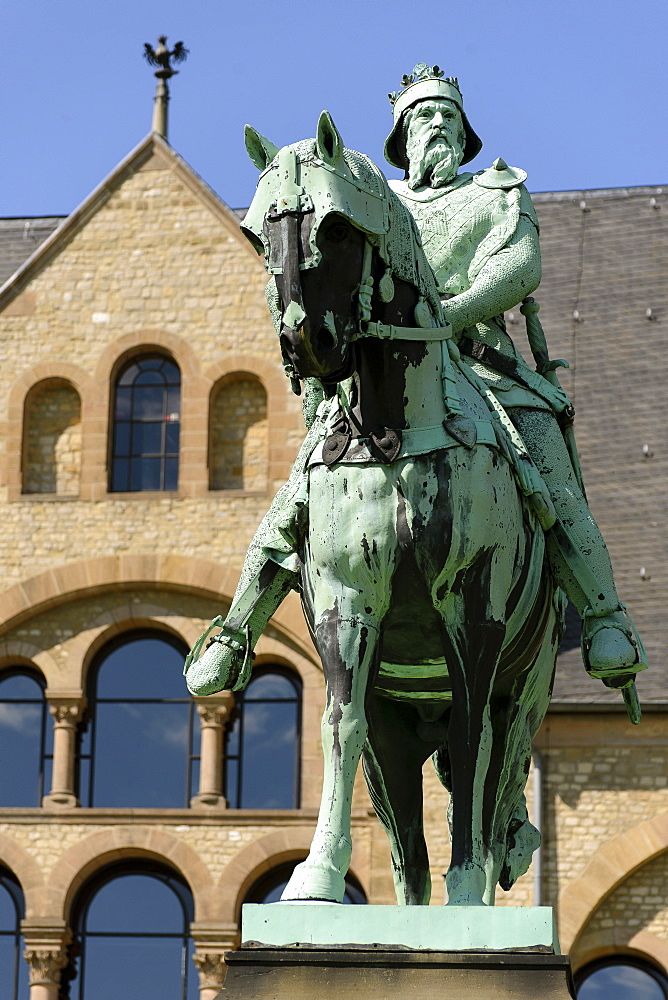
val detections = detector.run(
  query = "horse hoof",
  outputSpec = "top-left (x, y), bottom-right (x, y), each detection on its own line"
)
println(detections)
top-left (280, 861), bottom-right (346, 903)
top-left (445, 863), bottom-right (487, 906)
top-left (184, 642), bottom-right (242, 696)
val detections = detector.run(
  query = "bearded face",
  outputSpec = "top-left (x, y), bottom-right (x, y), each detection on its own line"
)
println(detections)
top-left (404, 99), bottom-right (466, 190)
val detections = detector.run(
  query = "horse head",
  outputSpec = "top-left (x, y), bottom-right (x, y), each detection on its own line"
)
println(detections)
top-left (241, 112), bottom-right (433, 388)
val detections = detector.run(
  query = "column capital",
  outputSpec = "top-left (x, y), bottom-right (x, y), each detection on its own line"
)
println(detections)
top-left (46, 692), bottom-right (86, 727)
top-left (191, 922), bottom-right (240, 992)
top-left (22, 921), bottom-right (71, 987)
top-left (195, 691), bottom-right (235, 728)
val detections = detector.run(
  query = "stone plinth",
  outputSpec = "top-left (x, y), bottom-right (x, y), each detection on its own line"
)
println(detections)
top-left (217, 904), bottom-right (574, 999)
top-left (242, 903), bottom-right (560, 952)
top-left (218, 947), bottom-right (576, 999)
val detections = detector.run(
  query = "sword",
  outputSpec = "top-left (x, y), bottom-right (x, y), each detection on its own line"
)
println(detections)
top-left (520, 297), bottom-right (586, 498)
top-left (622, 682), bottom-right (642, 725)
top-left (522, 300), bottom-right (642, 724)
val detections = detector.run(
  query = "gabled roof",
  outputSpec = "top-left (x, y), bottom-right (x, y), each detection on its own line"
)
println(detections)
top-left (0, 132), bottom-right (254, 312)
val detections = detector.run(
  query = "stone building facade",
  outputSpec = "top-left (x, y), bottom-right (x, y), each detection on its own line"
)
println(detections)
top-left (0, 131), bottom-right (665, 998)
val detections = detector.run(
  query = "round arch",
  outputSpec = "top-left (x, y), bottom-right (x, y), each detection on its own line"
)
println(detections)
top-left (0, 646), bottom-right (50, 684)
top-left (559, 813), bottom-right (668, 954)
top-left (0, 556), bottom-right (315, 661)
top-left (94, 330), bottom-right (203, 384)
top-left (78, 615), bottom-right (194, 693)
top-left (0, 832), bottom-right (45, 917)
top-left (6, 362), bottom-right (93, 425)
top-left (573, 928), bottom-right (668, 978)
top-left (48, 826), bottom-right (216, 922)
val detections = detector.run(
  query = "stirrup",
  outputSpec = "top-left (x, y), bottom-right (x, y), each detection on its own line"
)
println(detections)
top-left (184, 617), bottom-right (254, 691)
top-left (581, 604), bottom-right (648, 679)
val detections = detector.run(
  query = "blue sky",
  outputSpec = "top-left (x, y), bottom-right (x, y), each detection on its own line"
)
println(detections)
top-left (2, 0), bottom-right (666, 217)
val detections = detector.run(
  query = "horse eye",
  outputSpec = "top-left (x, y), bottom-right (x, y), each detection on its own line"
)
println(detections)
top-left (327, 224), bottom-right (350, 243)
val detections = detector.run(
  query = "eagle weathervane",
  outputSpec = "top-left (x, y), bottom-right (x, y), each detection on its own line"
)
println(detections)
top-left (143, 35), bottom-right (188, 140)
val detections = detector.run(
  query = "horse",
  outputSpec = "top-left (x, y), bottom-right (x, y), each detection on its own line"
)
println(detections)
top-left (186, 112), bottom-right (562, 907)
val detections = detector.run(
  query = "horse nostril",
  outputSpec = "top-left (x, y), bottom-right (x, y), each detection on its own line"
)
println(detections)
top-left (316, 327), bottom-right (337, 354)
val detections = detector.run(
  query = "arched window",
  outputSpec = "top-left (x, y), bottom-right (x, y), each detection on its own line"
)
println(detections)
top-left (224, 667), bottom-right (301, 809)
top-left (0, 869), bottom-right (29, 1000)
top-left (0, 669), bottom-right (51, 805)
top-left (110, 355), bottom-right (181, 492)
top-left (209, 375), bottom-right (268, 491)
top-left (244, 860), bottom-right (367, 904)
top-left (80, 633), bottom-right (198, 808)
top-left (22, 379), bottom-right (82, 494)
top-left (63, 861), bottom-right (197, 1000)
top-left (576, 957), bottom-right (668, 999)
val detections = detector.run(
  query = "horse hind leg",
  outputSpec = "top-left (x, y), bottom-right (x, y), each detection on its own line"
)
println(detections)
top-left (431, 743), bottom-right (538, 902)
top-left (487, 602), bottom-right (560, 900)
top-left (439, 613), bottom-right (507, 905)
top-left (362, 696), bottom-right (436, 905)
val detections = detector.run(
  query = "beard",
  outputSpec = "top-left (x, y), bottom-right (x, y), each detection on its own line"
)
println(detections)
top-left (406, 131), bottom-right (464, 190)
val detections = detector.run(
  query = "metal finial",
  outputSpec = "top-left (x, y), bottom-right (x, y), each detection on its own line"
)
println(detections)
top-left (143, 36), bottom-right (188, 140)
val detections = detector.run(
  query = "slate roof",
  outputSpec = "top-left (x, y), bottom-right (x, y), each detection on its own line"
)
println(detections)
top-left (519, 185), bottom-right (668, 705)
top-left (0, 217), bottom-right (64, 286)
top-left (1, 185), bottom-right (665, 706)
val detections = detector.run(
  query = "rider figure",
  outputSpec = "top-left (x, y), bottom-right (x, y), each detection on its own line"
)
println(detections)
top-left (383, 64), bottom-right (645, 687)
top-left (185, 66), bottom-right (646, 696)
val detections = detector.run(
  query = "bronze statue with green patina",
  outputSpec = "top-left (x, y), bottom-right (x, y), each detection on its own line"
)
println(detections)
top-left (184, 70), bottom-right (647, 907)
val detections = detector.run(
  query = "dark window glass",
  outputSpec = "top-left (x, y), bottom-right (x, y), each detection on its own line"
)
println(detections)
top-left (0, 670), bottom-right (51, 806)
top-left (224, 667), bottom-right (301, 809)
top-left (0, 869), bottom-right (29, 1000)
top-left (245, 860), bottom-right (366, 905)
top-left (576, 958), bottom-right (668, 999)
top-left (110, 355), bottom-right (181, 492)
top-left (80, 635), bottom-right (198, 808)
top-left (65, 863), bottom-right (197, 1000)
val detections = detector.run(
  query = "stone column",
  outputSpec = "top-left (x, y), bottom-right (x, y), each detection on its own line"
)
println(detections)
top-left (43, 694), bottom-right (85, 808)
top-left (191, 922), bottom-right (240, 999)
top-left (191, 693), bottom-right (234, 808)
top-left (22, 921), bottom-right (71, 1000)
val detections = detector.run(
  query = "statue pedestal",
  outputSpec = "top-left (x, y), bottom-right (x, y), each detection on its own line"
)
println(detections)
top-left (217, 905), bottom-right (575, 998)
top-left (219, 947), bottom-right (575, 999)
top-left (243, 902), bottom-right (560, 952)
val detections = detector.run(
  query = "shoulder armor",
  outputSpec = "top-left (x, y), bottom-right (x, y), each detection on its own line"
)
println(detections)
top-left (474, 157), bottom-right (527, 190)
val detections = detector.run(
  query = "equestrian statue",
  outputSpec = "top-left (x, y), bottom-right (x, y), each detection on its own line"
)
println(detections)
top-left (184, 66), bottom-right (647, 907)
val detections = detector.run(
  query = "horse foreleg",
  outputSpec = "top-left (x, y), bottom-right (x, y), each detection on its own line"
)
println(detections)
top-left (281, 617), bottom-right (380, 902)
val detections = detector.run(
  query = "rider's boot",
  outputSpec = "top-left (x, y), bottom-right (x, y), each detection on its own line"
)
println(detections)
top-left (508, 407), bottom-right (648, 686)
top-left (184, 561), bottom-right (297, 695)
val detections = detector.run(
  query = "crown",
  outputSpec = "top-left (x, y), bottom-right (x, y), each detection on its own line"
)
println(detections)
top-left (388, 64), bottom-right (461, 107)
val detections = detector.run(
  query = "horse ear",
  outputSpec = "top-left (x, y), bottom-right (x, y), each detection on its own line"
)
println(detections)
top-left (244, 125), bottom-right (279, 170)
top-left (316, 110), bottom-right (344, 166)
